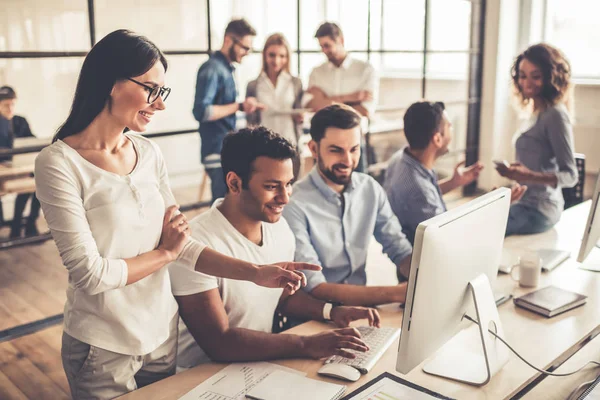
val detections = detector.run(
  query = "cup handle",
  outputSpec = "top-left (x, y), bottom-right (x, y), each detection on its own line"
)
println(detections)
top-left (510, 265), bottom-right (520, 282)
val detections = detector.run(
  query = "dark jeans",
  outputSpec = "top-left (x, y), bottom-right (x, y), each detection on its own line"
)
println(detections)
top-left (356, 142), bottom-right (372, 173)
top-left (505, 203), bottom-right (555, 236)
top-left (10, 192), bottom-right (41, 237)
top-left (205, 167), bottom-right (227, 204)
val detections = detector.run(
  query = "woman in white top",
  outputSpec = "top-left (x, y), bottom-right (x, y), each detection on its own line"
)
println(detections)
top-left (34, 30), bottom-right (318, 399)
top-left (246, 33), bottom-right (304, 146)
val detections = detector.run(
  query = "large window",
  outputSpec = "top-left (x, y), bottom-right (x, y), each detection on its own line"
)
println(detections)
top-left (0, 0), bottom-right (90, 52)
top-left (543, 0), bottom-right (600, 80)
top-left (0, 0), bottom-right (483, 170)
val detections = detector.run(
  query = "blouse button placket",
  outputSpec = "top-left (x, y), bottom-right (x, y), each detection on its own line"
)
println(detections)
top-left (126, 176), bottom-right (145, 220)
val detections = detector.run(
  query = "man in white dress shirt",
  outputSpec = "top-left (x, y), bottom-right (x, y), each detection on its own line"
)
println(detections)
top-left (304, 22), bottom-right (378, 118)
top-left (169, 126), bottom-right (380, 370)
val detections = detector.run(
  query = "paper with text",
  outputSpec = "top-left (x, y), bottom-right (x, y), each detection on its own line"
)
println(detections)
top-left (178, 362), bottom-right (305, 400)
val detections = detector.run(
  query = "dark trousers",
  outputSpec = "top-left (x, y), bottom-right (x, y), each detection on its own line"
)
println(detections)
top-left (10, 192), bottom-right (41, 237)
top-left (205, 167), bottom-right (227, 204)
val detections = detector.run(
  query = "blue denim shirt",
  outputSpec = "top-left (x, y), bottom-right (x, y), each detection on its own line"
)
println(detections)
top-left (384, 147), bottom-right (447, 245)
top-left (283, 168), bottom-right (413, 292)
top-left (193, 51), bottom-right (237, 165)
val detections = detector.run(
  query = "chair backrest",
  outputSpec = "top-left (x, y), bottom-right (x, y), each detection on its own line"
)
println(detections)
top-left (563, 153), bottom-right (586, 210)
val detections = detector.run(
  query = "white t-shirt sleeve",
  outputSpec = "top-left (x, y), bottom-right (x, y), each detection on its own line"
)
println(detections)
top-left (152, 139), bottom-right (206, 269)
top-left (168, 260), bottom-right (219, 296)
top-left (34, 147), bottom-right (128, 295)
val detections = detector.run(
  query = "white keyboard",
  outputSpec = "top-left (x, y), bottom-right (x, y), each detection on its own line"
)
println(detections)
top-left (324, 326), bottom-right (401, 374)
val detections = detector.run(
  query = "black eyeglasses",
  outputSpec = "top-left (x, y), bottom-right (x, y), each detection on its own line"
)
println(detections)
top-left (127, 78), bottom-right (171, 104)
top-left (232, 37), bottom-right (251, 53)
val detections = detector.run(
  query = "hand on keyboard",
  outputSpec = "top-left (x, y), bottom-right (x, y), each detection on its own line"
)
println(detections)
top-left (324, 326), bottom-right (401, 374)
top-left (330, 306), bottom-right (381, 328)
top-left (302, 327), bottom-right (370, 359)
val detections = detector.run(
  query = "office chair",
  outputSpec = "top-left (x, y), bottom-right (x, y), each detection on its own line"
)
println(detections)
top-left (563, 153), bottom-right (585, 210)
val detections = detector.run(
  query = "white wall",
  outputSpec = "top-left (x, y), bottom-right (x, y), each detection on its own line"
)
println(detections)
top-left (572, 84), bottom-right (600, 174)
top-left (478, 0), bottom-right (600, 190)
top-left (478, 0), bottom-right (521, 191)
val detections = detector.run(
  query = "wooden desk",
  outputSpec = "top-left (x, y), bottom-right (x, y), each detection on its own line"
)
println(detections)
top-left (0, 138), bottom-right (41, 194)
top-left (121, 202), bottom-right (600, 400)
top-left (0, 163), bottom-right (35, 195)
top-left (523, 331), bottom-right (600, 400)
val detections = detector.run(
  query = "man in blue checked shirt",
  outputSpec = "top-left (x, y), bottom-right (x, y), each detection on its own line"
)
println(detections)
top-left (384, 101), bottom-right (526, 245)
top-left (193, 19), bottom-right (266, 202)
top-left (283, 105), bottom-right (412, 307)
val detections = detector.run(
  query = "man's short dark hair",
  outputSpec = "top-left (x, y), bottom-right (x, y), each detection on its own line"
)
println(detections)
top-left (0, 86), bottom-right (16, 101)
top-left (310, 104), bottom-right (361, 143)
top-left (314, 22), bottom-right (343, 40)
top-left (403, 101), bottom-right (446, 150)
top-left (224, 19), bottom-right (256, 38)
top-left (221, 126), bottom-right (297, 190)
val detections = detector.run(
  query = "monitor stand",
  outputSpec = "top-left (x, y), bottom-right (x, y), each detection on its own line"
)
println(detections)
top-left (580, 244), bottom-right (600, 272)
top-left (422, 274), bottom-right (509, 386)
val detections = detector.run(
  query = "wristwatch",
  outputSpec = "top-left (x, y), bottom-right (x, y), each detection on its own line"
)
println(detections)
top-left (322, 301), bottom-right (343, 320)
top-left (238, 102), bottom-right (244, 112)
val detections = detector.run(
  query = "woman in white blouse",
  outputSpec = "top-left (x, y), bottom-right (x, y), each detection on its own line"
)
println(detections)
top-left (246, 33), bottom-right (304, 146)
top-left (34, 30), bottom-right (318, 399)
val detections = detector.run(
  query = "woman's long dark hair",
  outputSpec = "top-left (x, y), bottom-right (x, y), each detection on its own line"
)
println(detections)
top-left (53, 29), bottom-right (168, 142)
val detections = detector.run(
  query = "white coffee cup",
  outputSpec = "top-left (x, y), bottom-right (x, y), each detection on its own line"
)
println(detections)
top-left (510, 251), bottom-right (542, 287)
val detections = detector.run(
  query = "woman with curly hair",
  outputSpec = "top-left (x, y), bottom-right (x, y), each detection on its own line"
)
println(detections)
top-left (496, 43), bottom-right (578, 236)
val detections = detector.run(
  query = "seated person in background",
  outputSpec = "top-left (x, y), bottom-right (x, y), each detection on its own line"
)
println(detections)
top-left (304, 22), bottom-right (377, 119)
top-left (384, 101), bottom-right (526, 244)
top-left (283, 105), bottom-right (412, 307)
top-left (0, 86), bottom-right (41, 238)
top-left (170, 126), bottom-right (377, 370)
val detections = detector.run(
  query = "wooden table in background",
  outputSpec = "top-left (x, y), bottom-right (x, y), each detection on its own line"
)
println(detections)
top-left (0, 163), bottom-right (35, 196)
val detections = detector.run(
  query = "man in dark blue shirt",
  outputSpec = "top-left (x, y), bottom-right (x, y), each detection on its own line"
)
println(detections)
top-left (0, 87), bottom-right (34, 158)
top-left (193, 19), bottom-right (265, 202)
top-left (384, 101), bottom-right (525, 244)
top-left (0, 86), bottom-right (41, 238)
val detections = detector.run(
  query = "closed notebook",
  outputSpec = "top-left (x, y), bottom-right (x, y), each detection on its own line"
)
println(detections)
top-left (513, 286), bottom-right (587, 317)
top-left (245, 370), bottom-right (346, 400)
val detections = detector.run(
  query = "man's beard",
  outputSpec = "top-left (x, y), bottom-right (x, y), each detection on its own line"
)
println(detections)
top-left (318, 157), bottom-right (353, 185)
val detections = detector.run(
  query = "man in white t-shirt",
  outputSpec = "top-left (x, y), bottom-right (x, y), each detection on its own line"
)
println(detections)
top-left (169, 127), bottom-right (380, 369)
top-left (304, 22), bottom-right (378, 118)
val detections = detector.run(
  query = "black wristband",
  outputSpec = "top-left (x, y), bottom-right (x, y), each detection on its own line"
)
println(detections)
top-left (238, 102), bottom-right (244, 112)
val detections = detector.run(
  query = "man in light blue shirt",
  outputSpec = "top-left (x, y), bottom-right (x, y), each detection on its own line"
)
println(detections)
top-left (283, 105), bottom-right (412, 307)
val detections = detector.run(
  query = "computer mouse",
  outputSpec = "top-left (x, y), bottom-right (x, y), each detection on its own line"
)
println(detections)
top-left (317, 363), bottom-right (361, 382)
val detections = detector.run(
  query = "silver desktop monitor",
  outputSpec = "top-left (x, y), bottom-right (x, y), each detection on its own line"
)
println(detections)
top-left (396, 188), bottom-right (511, 386)
top-left (577, 171), bottom-right (600, 270)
